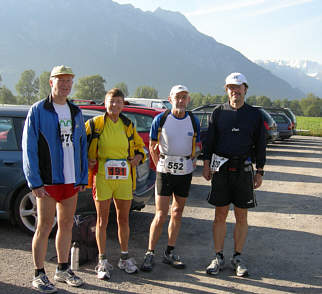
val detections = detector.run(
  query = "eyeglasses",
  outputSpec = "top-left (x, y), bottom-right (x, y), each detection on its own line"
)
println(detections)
top-left (173, 94), bottom-right (189, 101)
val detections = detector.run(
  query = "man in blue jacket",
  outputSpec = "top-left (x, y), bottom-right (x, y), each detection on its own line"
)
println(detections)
top-left (22, 65), bottom-right (88, 293)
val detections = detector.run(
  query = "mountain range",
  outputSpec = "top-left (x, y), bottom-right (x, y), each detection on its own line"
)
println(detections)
top-left (255, 59), bottom-right (322, 97)
top-left (0, 0), bottom-right (306, 99)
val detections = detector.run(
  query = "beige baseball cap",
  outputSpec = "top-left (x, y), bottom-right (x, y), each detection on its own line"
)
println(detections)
top-left (50, 65), bottom-right (75, 77)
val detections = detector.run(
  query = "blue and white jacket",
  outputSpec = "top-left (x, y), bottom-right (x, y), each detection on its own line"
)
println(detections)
top-left (22, 96), bottom-right (88, 189)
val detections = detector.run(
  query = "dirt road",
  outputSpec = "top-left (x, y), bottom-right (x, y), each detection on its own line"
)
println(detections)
top-left (0, 135), bottom-right (321, 294)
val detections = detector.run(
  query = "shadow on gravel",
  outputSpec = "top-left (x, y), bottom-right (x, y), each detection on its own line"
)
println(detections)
top-left (266, 157), bottom-right (322, 169)
top-left (188, 184), bottom-right (322, 215)
top-left (263, 170), bottom-right (322, 183)
top-left (267, 149), bottom-right (322, 159)
top-left (268, 144), bottom-right (321, 152)
top-left (275, 137), bottom-right (322, 147)
top-left (1, 210), bottom-right (321, 293)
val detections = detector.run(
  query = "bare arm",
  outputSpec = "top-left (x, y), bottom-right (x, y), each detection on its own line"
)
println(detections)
top-left (149, 140), bottom-right (159, 168)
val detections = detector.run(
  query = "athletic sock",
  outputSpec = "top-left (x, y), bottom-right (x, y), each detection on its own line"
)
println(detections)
top-left (233, 252), bottom-right (241, 258)
top-left (216, 251), bottom-right (224, 259)
top-left (121, 251), bottom-right (129, 260)
top-left (99, 254), bottom-right (106, 261)
top-left (35, 268), bottom-right (45, 277)
top-left (147, 249), bottom-right (155, 254)
top-left (166, 245), bottom-right (175, 254)
top-left (57, 263), bottom-right (69, 271)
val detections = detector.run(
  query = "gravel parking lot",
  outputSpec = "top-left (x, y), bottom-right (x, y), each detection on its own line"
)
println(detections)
top-left (1, 135), bottom-right (321, 294)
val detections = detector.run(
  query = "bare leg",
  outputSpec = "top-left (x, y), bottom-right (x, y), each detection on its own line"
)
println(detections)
top-left (233, 206), bottom-right (248, 253)
top-left (94, 199), bottom-right (112, 255)
top-left (168, 195), bottom-right (186, 246)
top-left (32, 196), bottom-right (56, 269)
top-left (113, 199), bottom-right (132, 252)
top-left (148, 195), bottom-right (170, 250)
top-left (56, 194), bottom-right (78, 263)
top-left (213, 205), bottom-right (230, 253)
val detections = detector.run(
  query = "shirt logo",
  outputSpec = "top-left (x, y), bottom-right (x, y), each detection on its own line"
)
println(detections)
top-left (232, 128), bottom-right (240, 132)
top-left (187, 131), bottom-right (193, 136)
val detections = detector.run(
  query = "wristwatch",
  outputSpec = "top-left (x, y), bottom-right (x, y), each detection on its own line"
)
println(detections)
top-left (256, 170), bottom-right (264, 176)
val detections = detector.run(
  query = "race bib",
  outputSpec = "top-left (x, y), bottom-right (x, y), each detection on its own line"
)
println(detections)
top-left (104, 159), bottom-right (129, 180)
top-left (60, 126), bottom-right (73, 148)
top-left (210, 153), bottom-right (229, 172)
top-left (158, 155), bottom-right (189, 175)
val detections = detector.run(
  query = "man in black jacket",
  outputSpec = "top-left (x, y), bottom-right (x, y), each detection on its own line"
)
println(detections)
top-left (203, 72), bottom-right (266, 277)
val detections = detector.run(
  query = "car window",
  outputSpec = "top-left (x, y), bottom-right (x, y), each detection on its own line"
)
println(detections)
top-left (163, 101), bottom-right (172, 109)
top-left (193, 112), bottom-right (209, 128)
top-left (271, 114), bottom-right (289, 123)
top-left (122, 112), bottom-right (154, 133)
top-left (151, 102), bottom-right (164, 109)
top-left (0, 118), bottom-right (18, 151)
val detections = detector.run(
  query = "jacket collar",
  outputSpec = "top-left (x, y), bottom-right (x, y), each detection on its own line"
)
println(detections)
top-left (44, 94), bottom-right (80, 116)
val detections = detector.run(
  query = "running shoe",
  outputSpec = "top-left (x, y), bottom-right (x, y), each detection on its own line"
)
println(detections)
top-left (54, 268), bottom-right (84, 287)
top-left (118, 257), bottom-right (138, 274)
top-left (206, 254), bottom-right (225, 275)
top-left (32, 273), bottom-right (57, 293)
top-left (231, 255), bottom-right (248, 277)
top-left (162, 251), bottom-right (185, 269)
top-left (140, 251), bottom-right (155, 272)
top-left (95, 259), bottom-right (113, 280)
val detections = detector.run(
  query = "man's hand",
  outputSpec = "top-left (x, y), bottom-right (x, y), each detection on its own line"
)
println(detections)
top-left (79, 185), bottom-right (86, 192)
top-left (253, 173), bottom-right (263, 189)
top-left (149, 141), bottom-right (160, 167)
top-left (32, 187), bottom-right (49, 198)
top-left (203, 160), bottom-right (212, 181)
top-left (88, 159), bottom-right (97, 169)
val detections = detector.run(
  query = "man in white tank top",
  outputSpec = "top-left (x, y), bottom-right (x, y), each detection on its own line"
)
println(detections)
top-left (141, 85), bottom-right (200, 272)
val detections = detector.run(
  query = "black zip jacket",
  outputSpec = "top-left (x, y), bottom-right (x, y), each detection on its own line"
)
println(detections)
top-left (203, 102), bottom-right (266, 169)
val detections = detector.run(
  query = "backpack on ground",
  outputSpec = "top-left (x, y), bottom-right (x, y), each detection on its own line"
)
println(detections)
top-left (71, 214), bottom-right (98, 265)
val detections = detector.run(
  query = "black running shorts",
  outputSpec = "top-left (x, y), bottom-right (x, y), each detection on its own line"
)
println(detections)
top-left (156, 172), bottom-right (193, 198)
top-left (207, 169), bottom-right (257, 208)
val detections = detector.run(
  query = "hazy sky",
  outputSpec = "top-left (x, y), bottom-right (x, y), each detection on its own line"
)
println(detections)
top-left (113, 0), bottom-right (322, 64)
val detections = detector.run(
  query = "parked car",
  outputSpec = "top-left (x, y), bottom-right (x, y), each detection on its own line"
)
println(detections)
top-left (125, 98), bottom-right (172, 110)
top-left (263, 107), bottom-right (297, 135)
top-left (0, 105), bottom-right (155, 235)
top-left (268, 112), bottom-right (293, 140)
top-left (253, 107), bottom-right (279, 144)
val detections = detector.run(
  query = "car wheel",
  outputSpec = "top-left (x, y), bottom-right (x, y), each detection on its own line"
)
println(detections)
top-left (14, 187), bottom-right (57, 235)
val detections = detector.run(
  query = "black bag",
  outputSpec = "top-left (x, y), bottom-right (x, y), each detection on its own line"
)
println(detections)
top-left (71, 214), bottom-right (98, 265)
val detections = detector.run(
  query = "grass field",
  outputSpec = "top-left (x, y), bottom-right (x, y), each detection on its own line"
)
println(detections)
top-left (296, 116), bottom-right (322, 137)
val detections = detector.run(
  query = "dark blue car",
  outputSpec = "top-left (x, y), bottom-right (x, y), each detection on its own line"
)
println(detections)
top-left (0, 105), bottom-right (155, 235)
top-left (269, 113), bottom-right (293, 140)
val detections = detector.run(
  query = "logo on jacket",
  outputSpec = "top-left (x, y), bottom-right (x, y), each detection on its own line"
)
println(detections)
top-left (187, 131), bottom-right (193, 136)
top-left (232, 128), bottom-right (240, 132)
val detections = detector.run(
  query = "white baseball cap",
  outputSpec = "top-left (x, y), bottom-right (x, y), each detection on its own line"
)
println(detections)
top-left (225, 72), bottom-right (248, 87)
top-left (170, 85), bottom-right (189, 96)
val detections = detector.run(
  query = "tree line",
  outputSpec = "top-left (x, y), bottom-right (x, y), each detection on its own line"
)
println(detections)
top-left (0, 70), bottom-right (158, 105)
top-left (189, 92), bottom-right (322, 117)
top-left (0, 70), bottom-right (321, 117)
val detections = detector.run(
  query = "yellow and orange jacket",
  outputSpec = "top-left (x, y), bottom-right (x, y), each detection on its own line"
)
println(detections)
top-left (85, 113), bottom-right (146, 190)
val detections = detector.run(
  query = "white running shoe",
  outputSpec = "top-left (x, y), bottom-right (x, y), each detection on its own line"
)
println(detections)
top-left (118, 257), bottom-right (138, 274)
top-left (95, 259), bottom-right (113, 280)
